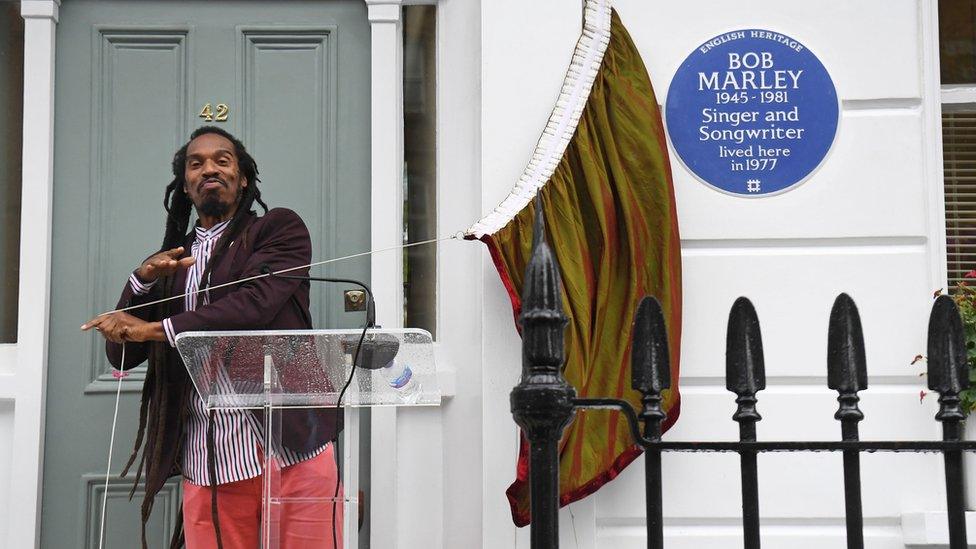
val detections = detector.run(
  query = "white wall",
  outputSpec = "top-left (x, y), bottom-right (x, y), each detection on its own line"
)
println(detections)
top-left (374, 0), bottom-right (488, 546)
top-left (479, 1), bottom-right (948, 548)
top-left (479, 2), bottom-right (582, 547)
top-left (1, 1), bottom-right (951, 548)
top-left (0, 400), bottom-right (13, 547)
top-left (0, 345), bottom-right (13, 547)
top-left (435, 1), bottom-right (485, 548)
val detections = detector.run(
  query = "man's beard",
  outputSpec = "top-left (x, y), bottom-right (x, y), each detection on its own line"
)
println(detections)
top-left (198, 183), bottom-right (244, 218)
top-left (199, 195), bottom-right (231, 218)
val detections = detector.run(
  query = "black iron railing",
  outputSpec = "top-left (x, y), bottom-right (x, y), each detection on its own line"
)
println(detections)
top-left (512, 204), bottom-right (976, 549)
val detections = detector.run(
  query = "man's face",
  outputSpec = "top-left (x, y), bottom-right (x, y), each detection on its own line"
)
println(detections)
top-left (183, 132), bottom-right (247, 220)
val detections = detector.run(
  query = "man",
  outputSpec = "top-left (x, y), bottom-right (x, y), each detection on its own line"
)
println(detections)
top-left (82, 126), bottom-right (342, 548)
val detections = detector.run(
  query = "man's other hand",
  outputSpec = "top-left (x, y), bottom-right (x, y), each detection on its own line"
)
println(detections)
top-left (136, 247), bottom-right (195, 281)
top-left (81, 311), bottom-right (165, 343)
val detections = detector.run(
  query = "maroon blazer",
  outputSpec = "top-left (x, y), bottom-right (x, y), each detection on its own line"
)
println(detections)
top-left (106, 208), bottom-right (339, 480)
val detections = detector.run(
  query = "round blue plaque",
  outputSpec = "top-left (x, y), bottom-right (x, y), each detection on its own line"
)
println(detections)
top-left (665, 29), bottom-right (839, 196)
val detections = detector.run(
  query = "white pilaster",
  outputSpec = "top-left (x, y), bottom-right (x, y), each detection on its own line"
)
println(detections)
top-left (366, 2), bottom-right (405, 548)
top-left (921, 0), bottom-right (948, 292)
top-left (10, 2), bottom-right (59, 547)
top-left (435, 0), bottom-right (485, 546)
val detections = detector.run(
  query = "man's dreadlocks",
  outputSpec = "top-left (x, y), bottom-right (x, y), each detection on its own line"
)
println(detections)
top-left (122, 126), bottom-right (269, 548)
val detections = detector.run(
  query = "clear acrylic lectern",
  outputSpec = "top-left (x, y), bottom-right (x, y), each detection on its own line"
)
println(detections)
top-left (175, 328), bottom-right (440, 549)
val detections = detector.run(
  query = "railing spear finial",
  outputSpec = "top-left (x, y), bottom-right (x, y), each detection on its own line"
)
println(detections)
top-left (826, 292), bottom-right (867, 549)
top-left (827, 293), bottom-right (868, 420)
top-left (927, 294), bottom-right (970, 549)
top-left (928, 295), bottom-right (969, 422)
top-left (726, 296), bottom-right (765, 549)
top-left (510, 195), bottom-right (575, 547)
top-left (631, 296), bottom-right (670, 549)
top-left (631, 296), bottom-right (671, 427)
top-left (727, 297), bottom-right (766, 424)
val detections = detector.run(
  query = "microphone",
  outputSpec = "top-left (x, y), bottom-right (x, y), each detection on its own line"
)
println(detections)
top-left (260, 263), bottom-right (393, 369)
top-left (342, 333), bottom-right (399, 371)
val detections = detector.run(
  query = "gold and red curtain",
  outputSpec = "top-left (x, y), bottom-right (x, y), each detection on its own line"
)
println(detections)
top-left (465, 0), bottom-right (683, 526)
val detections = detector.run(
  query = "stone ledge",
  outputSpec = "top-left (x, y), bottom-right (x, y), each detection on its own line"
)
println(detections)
top-left (902, 512), bottom-right (976, 547)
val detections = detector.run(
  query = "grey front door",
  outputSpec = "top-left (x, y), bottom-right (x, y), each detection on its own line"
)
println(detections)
top-left (44, 1), bottom-right (370, 546)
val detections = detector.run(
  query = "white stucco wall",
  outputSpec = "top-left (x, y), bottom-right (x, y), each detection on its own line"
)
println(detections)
top-left (479, 0), bottom-right (949, 548)
top-left (0, 1), bottom-right (954, 548)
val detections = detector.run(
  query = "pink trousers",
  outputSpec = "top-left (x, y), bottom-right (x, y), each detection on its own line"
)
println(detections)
top-left (182, 445), bottom-right (343, 548)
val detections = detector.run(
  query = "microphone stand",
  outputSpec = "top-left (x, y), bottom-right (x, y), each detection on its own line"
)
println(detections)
top-left (261, 265), bottom-right (374, 548)
top-left (262, 264), bottom-right (375, 328)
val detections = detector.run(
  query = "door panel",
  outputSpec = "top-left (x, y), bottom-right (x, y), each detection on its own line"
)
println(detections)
top-left (45, 2), bottom-right (369, 546)
top-left (84, 28), bottom-right (190, 392)
top-left (240, 27), bottom-right (342, 324)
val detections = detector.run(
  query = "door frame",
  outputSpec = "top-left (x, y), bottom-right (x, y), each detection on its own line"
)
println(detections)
top-left (9, 1), bottom-right (439, 547)
top-left (9, 1), bottom-right (58, 547)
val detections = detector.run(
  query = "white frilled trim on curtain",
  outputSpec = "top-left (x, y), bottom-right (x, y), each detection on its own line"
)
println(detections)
top-left (465, 0), bottom-right (613, 239)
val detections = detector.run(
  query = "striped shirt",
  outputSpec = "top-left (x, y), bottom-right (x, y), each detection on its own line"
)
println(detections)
top-left (130, 219), bottom-right (323, 485)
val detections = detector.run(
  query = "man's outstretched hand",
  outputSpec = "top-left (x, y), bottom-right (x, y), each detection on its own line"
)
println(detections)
top-left (137, 246), bottom-right (195, 281)
top-left (81, 311), bottom-right (165, 344)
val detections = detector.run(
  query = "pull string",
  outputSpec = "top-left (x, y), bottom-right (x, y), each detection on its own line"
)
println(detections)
top-left (99, 233), bottom-right (463, 318)
top-left (98, 344), bottom-right (127, 549)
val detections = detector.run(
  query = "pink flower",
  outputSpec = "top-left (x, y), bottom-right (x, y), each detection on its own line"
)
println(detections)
top-left (965, 270), bottom-right (976, 279)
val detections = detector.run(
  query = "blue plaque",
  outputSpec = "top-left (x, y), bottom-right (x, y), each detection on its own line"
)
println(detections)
top-left (665, 30), bottom-right (839, 196)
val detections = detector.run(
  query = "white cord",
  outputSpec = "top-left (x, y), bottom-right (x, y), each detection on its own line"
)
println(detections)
top-left (98, 343), bottom-right (126, 549)
top-left (95, 234), bottom-right (461, 318)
